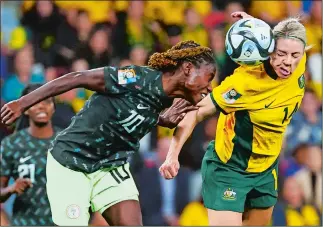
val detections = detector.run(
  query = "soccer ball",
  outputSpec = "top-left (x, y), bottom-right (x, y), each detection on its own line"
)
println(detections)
top-left (225, 18), bottom-right (275, 66)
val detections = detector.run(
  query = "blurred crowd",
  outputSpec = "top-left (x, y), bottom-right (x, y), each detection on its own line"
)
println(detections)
top-left (0, 0), bottom-right (322, 226)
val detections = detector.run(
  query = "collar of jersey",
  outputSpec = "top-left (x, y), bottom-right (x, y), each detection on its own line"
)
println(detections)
top-left (263, 59), bottom-right (278, 80)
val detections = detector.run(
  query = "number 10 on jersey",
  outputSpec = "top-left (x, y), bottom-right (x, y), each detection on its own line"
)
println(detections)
top-left (119, 110), bottom-right (145, 133)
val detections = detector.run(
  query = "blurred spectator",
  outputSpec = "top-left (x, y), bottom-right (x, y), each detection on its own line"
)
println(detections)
top-left (135, 137), bottom-right (191, 226)
top-left (217, 1), bottom-right (245, 83)
top-left (305, 1), bottom-right (322, 101)
top-left (166, 25), bottom-right (183, 48)
top-left (1, 1), bottom-right (21, 47)
top-left (112, 1), bottom-right (167, 58)
top-left (294, 145), bottom-right (322, 209)
top-left (179, 197), bottom-right (208, 226)
top-left (285, 89), bottom-right (322, 154)
top-left (21, 1), bottom-right (64, 67)
top-left (272, 176), bottom-right (321, 226)
top-left (209, 26), bottom-right (226, 85)
top-left (250, 1), bottom-right (302, 27)
top-left (75, 10), bottom-right (94, 44)
top-left (1, 45), bottom-right (45, 103)
top-left (129, 46), bottom-right (149, 66)
top-left (54, 8), bottom-right (79, 67)
top-left (44, 67), bottom-right (57, 82)
top-left (74, 25), bottom-right (111, 68)
top-left (119, 58), bottom-right (133, 67)
top-left (182, 7), bottom-right (208, 47)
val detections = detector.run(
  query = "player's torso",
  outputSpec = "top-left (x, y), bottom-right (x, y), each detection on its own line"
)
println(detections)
top-left (8, 130), bottom-right (57, 225)
top-left (216, 62), bottom-right (305, 173)
top-left (52, 66), bottom-right (173, 172)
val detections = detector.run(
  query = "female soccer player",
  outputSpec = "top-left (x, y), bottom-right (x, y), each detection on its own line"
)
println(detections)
top-left (1, 84), bottom-right (58, 225)
top-left (159, 13), bottom-right (309, 226)
top-left (1, 40), bottom-right (216, 226)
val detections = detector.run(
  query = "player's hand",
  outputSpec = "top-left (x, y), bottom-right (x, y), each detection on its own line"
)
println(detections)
top-left (10, 178), bottom-right (33, 195)
top-left (1, 99), bottom-right (23, 125)
top-left (231, 11), bottom-right (254, 19)
top-left (159, 157), bottom-right (180, 180)
top-left (158, 99), bottom-right (198, 129)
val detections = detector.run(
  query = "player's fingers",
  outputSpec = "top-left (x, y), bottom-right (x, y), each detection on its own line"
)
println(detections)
top-left (1, 107), bottom-right (10, 119)
top-left (163, 170), bottom-right (174, 180)
top-left (168, 166), bottom-right (178, 178)
top-left (2, 112), bottom-right (14, 124)
top-left (177, 99), bottom-right (191, 109)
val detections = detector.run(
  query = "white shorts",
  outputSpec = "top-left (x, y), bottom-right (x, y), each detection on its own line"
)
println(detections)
top-left (46, 152), bottom-right (139, 226)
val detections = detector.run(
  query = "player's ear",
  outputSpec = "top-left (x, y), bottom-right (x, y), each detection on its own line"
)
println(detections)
top-left (24, 110), bottom-right (29, 116)
top-left (181, 62), bottom-right (193, 77)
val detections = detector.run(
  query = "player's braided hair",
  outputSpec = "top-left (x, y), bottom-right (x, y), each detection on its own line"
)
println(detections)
top-left (148, 40), bottom-right (215, 71)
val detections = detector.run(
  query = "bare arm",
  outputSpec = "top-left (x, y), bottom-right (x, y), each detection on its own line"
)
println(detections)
top-left (1, 68), bottom-right (106, 125)
top-left (159, 95), bottom-right (217, 179)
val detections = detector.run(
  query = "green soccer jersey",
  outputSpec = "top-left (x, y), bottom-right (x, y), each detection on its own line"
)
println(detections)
top-left (50, 65), bottom-right (173, 173)
top-left (0, 128), bottom-right (60, 226)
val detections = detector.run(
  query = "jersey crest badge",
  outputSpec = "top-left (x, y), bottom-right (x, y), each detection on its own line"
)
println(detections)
top-left (298, 74), bottom-right (305, 89)
top-left (118, 69), bottom-right (137, 85)
top-left (222, 88), bottom-right (241, 104)
top-left (222, 188), bottom-right (237, 201)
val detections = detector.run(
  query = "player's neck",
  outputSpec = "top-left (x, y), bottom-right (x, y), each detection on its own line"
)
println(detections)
top-left (28, 122), bottom-right (54, 139)
top-left (162, 72), bottom-right (186, 98)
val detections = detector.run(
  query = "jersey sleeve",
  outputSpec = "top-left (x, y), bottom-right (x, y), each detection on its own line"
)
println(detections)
top-left (0, 138), bottom-right (14, 176)
top-left (211, 72), bottom-right (251, 114)
top-left (103, 65), bottom-right (141, 94)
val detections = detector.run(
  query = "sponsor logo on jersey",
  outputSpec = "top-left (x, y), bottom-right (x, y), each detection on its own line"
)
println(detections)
top-left (20, 156), bottom-right (32, 163)
top-left (298, 74), bottom-right (305, 89)
top-left (118, 69), bottom-right (136, 85)
top-left (222, 188), bottom-right (237, 201)
top-left (66, 204), bottom-right (80, 219)
top-left (222, 88), bottom-right (241, 104)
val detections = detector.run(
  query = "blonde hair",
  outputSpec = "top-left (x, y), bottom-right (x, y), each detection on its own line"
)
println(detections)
top-left (273, 17), bottom-right (312, 51)
top-left (148, 40), bottom-right (215, 71)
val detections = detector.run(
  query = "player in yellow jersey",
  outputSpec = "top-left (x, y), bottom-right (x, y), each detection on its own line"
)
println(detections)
top-left (159, 12), bottom-right (309, 226)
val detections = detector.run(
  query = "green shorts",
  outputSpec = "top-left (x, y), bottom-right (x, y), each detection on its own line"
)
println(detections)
top-left (201, 141), bottom-right (278, 213)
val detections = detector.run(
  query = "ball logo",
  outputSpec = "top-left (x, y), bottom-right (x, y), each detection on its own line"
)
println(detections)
top-left (66, 204), bottom-right (80, 219)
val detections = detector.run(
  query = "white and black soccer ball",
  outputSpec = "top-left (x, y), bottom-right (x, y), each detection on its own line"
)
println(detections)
top-left (225, 18), bottom-right (275, 66)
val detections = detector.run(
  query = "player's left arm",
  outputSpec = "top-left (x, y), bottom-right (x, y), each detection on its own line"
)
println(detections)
top-left (159, 95), bottom-right (216, 179)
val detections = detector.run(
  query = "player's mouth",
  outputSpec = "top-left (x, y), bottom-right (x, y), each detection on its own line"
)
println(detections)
top-left (279, 67), bottom-right (291, 76)
top-left (35, 112), bottom-right (48, 119)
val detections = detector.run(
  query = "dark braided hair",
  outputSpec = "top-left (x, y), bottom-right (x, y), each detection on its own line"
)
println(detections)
top-left (148, 40), bottom-right (216, 72)
top-left (15, 84), bottom-right (55, 131)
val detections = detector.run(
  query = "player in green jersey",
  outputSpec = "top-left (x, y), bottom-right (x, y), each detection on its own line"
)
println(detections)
top-left (0, 84), bottom-right (58, 225)
top-left (1, 40), bottom-right (216, 226)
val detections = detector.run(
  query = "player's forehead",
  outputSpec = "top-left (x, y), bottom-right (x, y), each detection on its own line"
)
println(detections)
top-left (275, 38), bottom-right (304, 54)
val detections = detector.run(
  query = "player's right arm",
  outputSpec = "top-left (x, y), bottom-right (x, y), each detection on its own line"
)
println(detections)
top-left (1, 68), bottom-right (106, 125)
top-left (159, 94), bottom-right (216, 179)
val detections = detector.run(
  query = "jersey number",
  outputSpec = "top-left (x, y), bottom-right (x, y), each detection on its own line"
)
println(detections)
top-left (282, 102), bottom-right (299, 124)
top-left (119, 110), bottom-right (145, 133)
top-left (18, 164), bottom-right (35, 183)
top-left (110, 165), bottom-right (130, 184)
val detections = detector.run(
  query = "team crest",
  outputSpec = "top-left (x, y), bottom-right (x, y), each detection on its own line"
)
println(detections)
top-left (222, 88), bottom-right (241, 104)
top-left (222, 188), bottom-right (237, 201)
top-left (298, 74), bottom-right (305, 89)
top-left (118, 69), bottom-right (137, 85)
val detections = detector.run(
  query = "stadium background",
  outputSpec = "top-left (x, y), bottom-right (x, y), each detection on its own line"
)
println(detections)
top-left (0, 0), bottom-right (321, 226)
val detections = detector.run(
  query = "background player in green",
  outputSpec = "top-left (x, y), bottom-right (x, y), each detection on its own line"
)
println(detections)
top-left (0, 84), bottom-right (58, 226)
top-left (1, 40), bottom-right (216, 226)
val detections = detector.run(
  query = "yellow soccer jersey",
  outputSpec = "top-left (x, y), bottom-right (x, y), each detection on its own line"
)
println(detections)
top-left (211, 55), bottom-right (306, 173)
